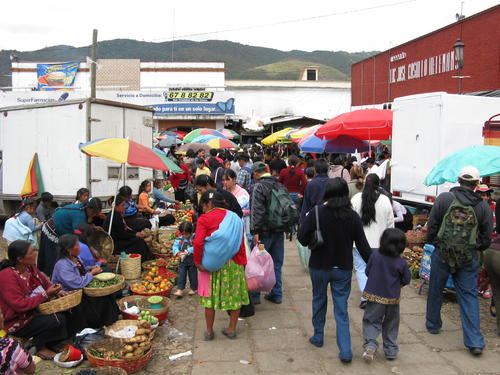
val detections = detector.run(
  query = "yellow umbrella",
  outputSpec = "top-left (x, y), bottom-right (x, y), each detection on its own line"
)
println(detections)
top-left (261, 127), bottom-right (294, 146)
top-left (287, 125), bottom-right (322, 141)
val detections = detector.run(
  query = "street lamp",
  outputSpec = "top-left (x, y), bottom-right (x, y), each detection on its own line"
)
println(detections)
top-left (453, 39), bottom-right (465, 94)
top-left (454, 39), bottom-right (465, 69)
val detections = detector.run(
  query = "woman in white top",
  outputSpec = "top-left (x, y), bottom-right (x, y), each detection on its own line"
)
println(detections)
top-left (351, 174), bottom-right (394, 308)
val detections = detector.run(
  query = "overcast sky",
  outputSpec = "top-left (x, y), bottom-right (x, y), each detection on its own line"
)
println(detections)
top-left (1, 0), bottom-right (498, 53)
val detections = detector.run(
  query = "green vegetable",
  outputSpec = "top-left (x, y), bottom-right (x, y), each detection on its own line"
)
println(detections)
top-left (87, 276), bottom-right (120, 288)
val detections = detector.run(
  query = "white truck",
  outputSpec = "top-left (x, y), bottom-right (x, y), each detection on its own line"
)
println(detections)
top-left (0, 98), bottom-right (155, 217)
top-left (391, 92), bottom-right (500, 206)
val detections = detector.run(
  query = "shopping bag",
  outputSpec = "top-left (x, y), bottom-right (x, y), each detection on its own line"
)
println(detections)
top-left (245, 244), bottom-right (276, 292)
top-left (419, 243), bottom-right (454, 289)
top-left (295, 239), bottom-right (311, 271)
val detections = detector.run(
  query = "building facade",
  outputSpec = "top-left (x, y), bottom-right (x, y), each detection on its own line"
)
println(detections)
top-left (351, 5), bottom-right (500, 107)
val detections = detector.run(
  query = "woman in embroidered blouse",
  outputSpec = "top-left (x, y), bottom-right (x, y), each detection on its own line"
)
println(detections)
top-left (51, 234), bottom-right (119, 333)
top-left (0, 241), bottom-right (68, 360)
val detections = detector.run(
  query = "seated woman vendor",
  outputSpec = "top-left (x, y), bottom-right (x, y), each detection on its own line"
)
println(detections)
top-left (51, 234), bottom-right (119, 332)
top-left (104, 195), bottom-right (153, 261)
top-left (0, 241), bottom-right (68, 360)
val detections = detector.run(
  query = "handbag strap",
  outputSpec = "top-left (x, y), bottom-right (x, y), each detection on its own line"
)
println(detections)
top-left (314, 205), bottom-right (320, 230)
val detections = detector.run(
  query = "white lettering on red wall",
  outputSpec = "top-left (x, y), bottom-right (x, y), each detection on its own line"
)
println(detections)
top-left (389, 50), bottom-right (456, 83)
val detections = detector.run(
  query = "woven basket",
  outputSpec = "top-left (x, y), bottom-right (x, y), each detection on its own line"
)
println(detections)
top-left (37, 289), bottom-right (83, 315)
top-left (84, 275), bottom-right (125, 297)
top-left (132, 286), bottom-right (172, 298)
top-left (120, 256), bottom-right (142, 280)
top-left (86, 338), bottom-right (152, 374)
top-left (117, 296), bottom-right (169, 325)
top-left (141, 259), bottom-right (168, 270)
top-left (88, 231), bottom-right (115, 261)
top-left (104, 319), bottom-right (155, 341)
top-left (76, 367), bottom-right (127, 375)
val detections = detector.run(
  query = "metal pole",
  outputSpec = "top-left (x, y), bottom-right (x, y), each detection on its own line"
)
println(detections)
top-left (90, 29), bottom-right (98, 99)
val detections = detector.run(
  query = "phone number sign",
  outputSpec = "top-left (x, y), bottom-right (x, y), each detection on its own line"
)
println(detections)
top-left (164, 91), bottom-right (214, 102)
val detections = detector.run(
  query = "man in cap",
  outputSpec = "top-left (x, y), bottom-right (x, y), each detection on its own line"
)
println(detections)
top-left (426, 166), bottom-right (493, 356)
top-left (236, 153), bottom-right (253, 193)
top-left (250, 161), bottom-right (286, 304)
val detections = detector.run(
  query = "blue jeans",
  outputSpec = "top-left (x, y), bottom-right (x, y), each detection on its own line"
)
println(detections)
top-left (177, 255), bottom-right (198, 290)
top-left (250, 232), bottom-right (285, 302)
top-left (426, 249), bottom-right (484, 349)
top-left (310, 267), bottom-right (353, 360)
top-left (353, 248), bottom-right (368, 301)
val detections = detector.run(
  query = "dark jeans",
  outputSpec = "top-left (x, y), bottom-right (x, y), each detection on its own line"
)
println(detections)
top-left (362, 302), bottom-right (400, 358)
top-left (250, 232), bottom-right (284, 302)
top-left (14, 313), bottom-right (67, 348)
top-left (309, 267), bottom-right (353, 360)
top-left (177, 255), bottom-right (198, 290)
top-left (484, 248), bottom-right (500, 333)
top-left (426, 249), bottom-right (484, 349)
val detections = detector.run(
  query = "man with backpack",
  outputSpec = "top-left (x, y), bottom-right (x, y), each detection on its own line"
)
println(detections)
top-left (425, 166), bottom-right (493, 356)
top-left (250, 161), bottom-right (299, 304)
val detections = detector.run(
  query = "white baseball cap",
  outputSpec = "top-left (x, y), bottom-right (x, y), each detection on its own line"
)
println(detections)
top-left (459, 166), bottom-right (480, 181)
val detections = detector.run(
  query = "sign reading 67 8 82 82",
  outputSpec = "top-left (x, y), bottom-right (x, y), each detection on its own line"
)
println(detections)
top-left (163, 91), bottom-right (214, 102)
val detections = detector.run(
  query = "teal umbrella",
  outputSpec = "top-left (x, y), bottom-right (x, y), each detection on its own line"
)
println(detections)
top-left (424, 145), bottom-right (500, 186)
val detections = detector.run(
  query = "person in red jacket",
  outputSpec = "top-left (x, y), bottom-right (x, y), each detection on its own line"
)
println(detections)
top-left (194, 190), bottom-right (248, 341)
top-left (170, 158), bottom-right (192, 202)
top-left (0, 241), bottom-right (68, 360)
top-left (279, 155), bottom-right (307, 211)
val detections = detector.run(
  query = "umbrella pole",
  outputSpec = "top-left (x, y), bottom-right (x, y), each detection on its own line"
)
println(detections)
top-left (108, 164), bottom-right (123, 235)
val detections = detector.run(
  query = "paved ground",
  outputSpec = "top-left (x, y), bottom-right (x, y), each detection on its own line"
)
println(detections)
top-left (2, 235), bottom-right (500, 375)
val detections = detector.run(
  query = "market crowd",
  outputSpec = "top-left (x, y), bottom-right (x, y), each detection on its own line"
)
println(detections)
top-left (0, 142), bottom-right (498, 370)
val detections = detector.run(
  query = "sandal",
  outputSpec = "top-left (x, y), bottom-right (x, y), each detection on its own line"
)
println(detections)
top-left (490, 305), bottom-right (496, 317)
top-left (204, 332), bottom-right (214, 341)
top-left (36, 349), bottom-right (56, 360)
top-left (222, 329), bottom-right (237, 339)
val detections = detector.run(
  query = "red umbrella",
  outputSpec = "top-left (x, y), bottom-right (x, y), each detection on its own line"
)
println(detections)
top-left (315, 109), bottom-right (392, 140)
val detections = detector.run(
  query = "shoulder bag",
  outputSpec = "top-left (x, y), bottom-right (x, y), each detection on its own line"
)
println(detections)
top-left (308, 205), bottom-right (324, 250)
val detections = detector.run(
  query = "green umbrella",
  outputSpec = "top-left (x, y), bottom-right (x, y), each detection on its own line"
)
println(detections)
top-left (183, 128), bottom-right (227, 143)
top-left (424, 145), bottom-right (500, 186)
top-left (151, 148), bottom-right (183, 173)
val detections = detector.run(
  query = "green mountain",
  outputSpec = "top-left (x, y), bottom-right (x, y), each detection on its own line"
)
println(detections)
top-left (0, 39), bottom-right (377, 87)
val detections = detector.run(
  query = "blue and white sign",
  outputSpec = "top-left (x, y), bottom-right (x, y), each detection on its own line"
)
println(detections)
top-left (148, 98), bottom-right (234, 115)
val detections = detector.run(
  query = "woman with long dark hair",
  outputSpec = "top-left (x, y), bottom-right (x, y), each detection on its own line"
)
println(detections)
top-left (351, 173), bottom-right (394, 309)
top-left (103, 195), bottom-right (153, 260)
top-left (137, 180), bottom-right (160, 218)
top-left (0, 241), bottom-right (68, 360)
top-left (298, 178), bottom-right (371, 362)
top-left (51, 234), bottom-right (119, 333)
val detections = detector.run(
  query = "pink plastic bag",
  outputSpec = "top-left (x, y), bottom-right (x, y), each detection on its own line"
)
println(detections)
top-left (245, 245), bottom-right (276, 292)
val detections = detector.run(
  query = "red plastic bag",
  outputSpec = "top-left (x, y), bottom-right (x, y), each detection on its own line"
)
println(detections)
top-left (245, 244), bottom-right (276, 292)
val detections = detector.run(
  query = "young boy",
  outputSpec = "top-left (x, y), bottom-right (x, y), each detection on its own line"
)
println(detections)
top-left (172, 221), bottom-right (198, 297)
top-left (195, 158), bottom-right (210, 177)
top-left (362, 228), bottom-right (411, 362)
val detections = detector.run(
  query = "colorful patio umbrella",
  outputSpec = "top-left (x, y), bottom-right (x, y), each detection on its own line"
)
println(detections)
top-left (151, 148), bottom-right (183, 173)
top-left (299, 135), bottom-right (370, 153)
top-left (219, 128), bottom-right (240, 140)
top-left (261, 127), bottom-right (294, 146)
top-left (206, 137), bottom-right (238, 149)
top-left (177, 142), bottom-right (211, 153)
top-left (287, 125), bottom-right (322, 143)
top-left (424, 145), bottom-right (500, 186)
top-left (190, 135), bottom-right (219, 144)
top-left (183, 128), bottom-right (227, 143)
top-left (20, 153), bottom-right (44, 198)
top-left (315, 109), bottom-right (392, 140)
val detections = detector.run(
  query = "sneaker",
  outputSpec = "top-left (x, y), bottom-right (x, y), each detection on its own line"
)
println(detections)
top-left (187, 289), bottom-right (196, 296)
top-left (362, 348), bottom-right (375, 362)
top-left (468, 347), bottom-right (483, 356)
top-left (173, 289), bottom-right (184, 297)
top-left (264, 294), bottom-right (282, 304)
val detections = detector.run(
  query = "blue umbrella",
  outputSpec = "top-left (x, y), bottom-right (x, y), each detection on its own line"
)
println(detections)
top-left (424, 145), bottom-right (500, 186)
top-left (189, 134), bottom-right (219, 144)
top-left (300, 135), bottom-right (370, 153)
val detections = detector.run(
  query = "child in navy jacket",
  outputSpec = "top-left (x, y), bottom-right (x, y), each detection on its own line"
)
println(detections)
top-left (362, 228), bottom-right (411, 362)
top-left (172, 222), bottom-right (198, 297)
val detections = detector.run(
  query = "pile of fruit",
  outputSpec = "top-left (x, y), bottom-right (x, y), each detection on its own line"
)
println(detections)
top-left (402, 246), bottom-right (423, 278)
top-left (139, 310), bottom-right (159, 326)
top-left (130, 278), bottom-right (173, 294)
top-left (88, 339), bottom-right (151, 360)
top-left (173, 207), bottom-right (194, 224)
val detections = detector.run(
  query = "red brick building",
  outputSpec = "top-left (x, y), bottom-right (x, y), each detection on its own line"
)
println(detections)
top-left (351, 5), bottom-right (500, 107)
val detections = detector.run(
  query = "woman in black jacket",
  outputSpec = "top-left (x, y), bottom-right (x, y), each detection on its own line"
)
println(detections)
top-left (298, 177), bottom-right (371, 363)
top-left (103, 196), bottom-right (153, 260)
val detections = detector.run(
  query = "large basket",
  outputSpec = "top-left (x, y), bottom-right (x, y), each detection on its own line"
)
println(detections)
top-left (84, 275), bottom-right (125, 297)
top-left (76, 367), bottom-right (127, 375)
top-left (37, 289), bottom-right (82, 315)
top-left (86, 338), bottom-right (152, 374)
top-left (142, 259), bottom-right (169, 270)
top-left (104, 319), bottom-right (155, 341)
top-left (120, 255), bottom-right (142, 280)
top-left (88, 231), bottom-right (115, 261)
top-left (131, 285), bottom-right (172, 298)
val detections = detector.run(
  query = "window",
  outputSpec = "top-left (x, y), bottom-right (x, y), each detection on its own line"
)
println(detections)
top-left (107, 166), bottom-right (139, 180)
top-left (307, 69), bottom-right (317, 81)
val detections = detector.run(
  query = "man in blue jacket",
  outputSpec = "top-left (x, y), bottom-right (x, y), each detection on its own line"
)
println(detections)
top-left (300, 159), bottom-right (330, 224)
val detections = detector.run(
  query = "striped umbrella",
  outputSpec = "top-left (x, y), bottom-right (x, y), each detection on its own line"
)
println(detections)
top-left (261, 127), bottom-right (294, 146)
top-left (151, 148), bottom-right (183, 173)
top-left (206, 137), bottom-right (238, 149)
top-left (190, 135), bottom-right (219, 144)
top-left (183, 128), bottom-right (227, 143)
top-left (20, 153), bottom-right (44, 198)
top-left (287, 125), bottom-right (322, 143)
top-left (219, 129), bottom-right (240, 140)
